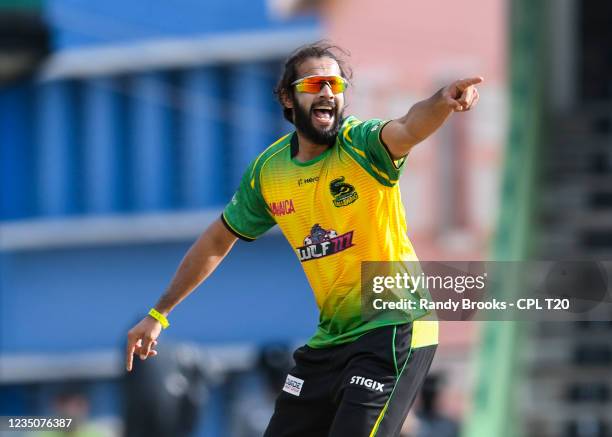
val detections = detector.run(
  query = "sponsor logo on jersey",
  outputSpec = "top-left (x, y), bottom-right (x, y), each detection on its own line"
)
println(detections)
top-left (330, 176), bottom-right (358, 207)
top-left (350, 376), bottom-right (385, 392)
top-left (283, 374), bottom-right (304, 396)
top-left (297, 176), bottom-right (319, 186)
top-left (296, 224), bottom-right (354, 262)
top-left (269, 199), bottom-right (296, 216)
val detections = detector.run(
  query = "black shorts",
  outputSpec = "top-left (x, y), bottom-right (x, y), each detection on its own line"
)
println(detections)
top-left (264, 323), bottom-right (437, 437)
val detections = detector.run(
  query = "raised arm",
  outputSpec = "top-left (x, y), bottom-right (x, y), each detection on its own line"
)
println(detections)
top-left (125, 217), bottom-right (238, 371)
top-left (381, 77), bottom-right (483, 160)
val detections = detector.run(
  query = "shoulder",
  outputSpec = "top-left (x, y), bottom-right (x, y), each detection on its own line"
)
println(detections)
top-left (336, 116), bottom-right (401, 187)
top-left (337, 115), bottom-right (387, 148)
top-left (248, 133), bottom-right (292, 190)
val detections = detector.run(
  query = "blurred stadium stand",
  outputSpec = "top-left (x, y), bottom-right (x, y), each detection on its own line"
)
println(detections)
top-left (0, 1), bottom-right (321, 435)
top-left (526, 1), bottom-right (612, 436)
top-left (466, 1), bottom-right (612, 437)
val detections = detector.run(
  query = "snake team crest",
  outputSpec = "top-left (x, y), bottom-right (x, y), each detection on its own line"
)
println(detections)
top-left (329, 176), bottom-right (358, 207)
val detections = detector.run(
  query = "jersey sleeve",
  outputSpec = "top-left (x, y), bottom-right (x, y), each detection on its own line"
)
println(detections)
top-left (338, 116), bottom-right (407, 186)
top-left (222, 160), bottom-right (276, 241)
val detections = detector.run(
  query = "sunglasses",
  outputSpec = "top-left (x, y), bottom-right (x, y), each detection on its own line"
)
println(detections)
top-left (291, 75), bottom-right (348, 94)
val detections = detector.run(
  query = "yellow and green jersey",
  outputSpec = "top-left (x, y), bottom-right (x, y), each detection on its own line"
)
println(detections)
top-left (222, 116), bottom-right (438, 348)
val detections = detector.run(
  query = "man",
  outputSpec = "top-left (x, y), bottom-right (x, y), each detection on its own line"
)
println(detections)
top-left (126, 42), bottom-right (482, 436)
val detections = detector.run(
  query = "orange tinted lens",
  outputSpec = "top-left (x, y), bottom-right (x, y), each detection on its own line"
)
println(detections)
top-left (295, 80), bottom-right (321, 93)
top-left (295, 76), bottom-right (346, 94)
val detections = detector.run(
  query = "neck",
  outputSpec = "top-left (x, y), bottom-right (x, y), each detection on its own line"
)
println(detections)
top-left (293, 131), bottom-right (329, 162)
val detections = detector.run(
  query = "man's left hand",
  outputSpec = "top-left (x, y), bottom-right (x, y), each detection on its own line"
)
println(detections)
top-left (442, 77), bottom-right (483, 112)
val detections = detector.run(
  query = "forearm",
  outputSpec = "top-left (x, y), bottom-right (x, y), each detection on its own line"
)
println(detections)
top-left (399, 89), bottom-right (453, 146)
top-left (382, 77), bottom-right (482, 159)
top-left (154, 219), bottom-right (237, 315)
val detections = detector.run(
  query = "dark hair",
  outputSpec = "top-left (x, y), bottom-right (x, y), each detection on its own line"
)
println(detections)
top-left (274, 41), bottom-right (352, 124)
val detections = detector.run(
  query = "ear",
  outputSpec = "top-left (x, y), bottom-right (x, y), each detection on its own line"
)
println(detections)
top-left (280, 89), bottom-right (294, 109)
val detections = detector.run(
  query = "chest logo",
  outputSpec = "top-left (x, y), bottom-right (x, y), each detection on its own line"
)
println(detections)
top-left (330, 176), bottom-right (358, 207)
top-left (297, 176), bottom-right (319, 186)
top-left (296, 224), bottom-right (354, 262)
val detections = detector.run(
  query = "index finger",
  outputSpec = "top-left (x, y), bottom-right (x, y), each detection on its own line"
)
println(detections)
top-left (126, 336), bottom-right (137, 371)
top-left (456, 77), bottom-right (484, 90)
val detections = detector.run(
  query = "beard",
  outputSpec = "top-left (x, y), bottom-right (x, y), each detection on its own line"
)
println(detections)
top-left (292, 96), bottom-right (343, 147)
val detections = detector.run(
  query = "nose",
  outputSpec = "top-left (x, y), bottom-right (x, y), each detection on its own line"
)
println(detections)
top-left (318, 82), bottom-right (334, 99)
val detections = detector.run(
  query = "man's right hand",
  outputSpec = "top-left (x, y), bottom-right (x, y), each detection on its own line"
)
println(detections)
top-left (126, 316), bottom-right (162, 371)
top-left (124, 219), bottom-right (238, 372)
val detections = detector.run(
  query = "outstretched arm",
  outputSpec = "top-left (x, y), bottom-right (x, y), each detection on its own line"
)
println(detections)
top-left (125, 217), bottom-right (238, 371)
top-left (381, 77), bottom-right (483, 160)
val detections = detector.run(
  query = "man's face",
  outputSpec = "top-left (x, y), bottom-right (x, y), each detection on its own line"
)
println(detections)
top-left (287, 57), bottom-right (346, 146)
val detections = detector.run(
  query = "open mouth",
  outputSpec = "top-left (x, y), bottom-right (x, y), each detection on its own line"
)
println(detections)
top-left (312, 108), bottom-right (334, 125)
